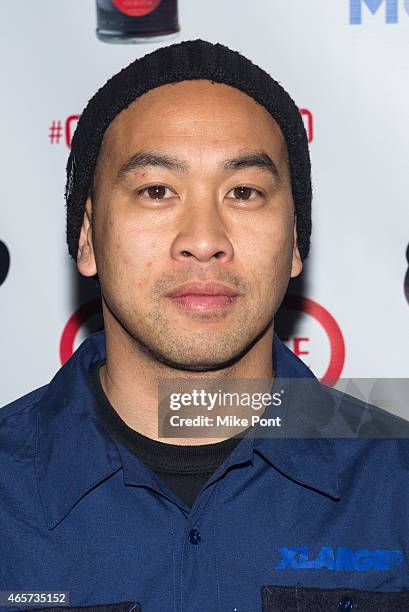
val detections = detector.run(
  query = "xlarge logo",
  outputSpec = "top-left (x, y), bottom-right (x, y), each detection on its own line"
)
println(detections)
top-left (276, 546), bottom-right (404, 571)
top-left (350, 0), bottom-right (409, 23)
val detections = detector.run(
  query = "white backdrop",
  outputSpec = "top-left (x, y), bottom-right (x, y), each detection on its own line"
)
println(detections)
top-left (1, 0), bottom-right (408, 408)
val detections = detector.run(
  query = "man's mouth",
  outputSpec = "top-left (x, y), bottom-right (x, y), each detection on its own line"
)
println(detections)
top-left (165, 281), bottom-right (240, 311)
top-left (167, 294), bottom-right (239, 311)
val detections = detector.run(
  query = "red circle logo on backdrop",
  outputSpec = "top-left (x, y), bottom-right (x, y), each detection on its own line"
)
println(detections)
top-left (60, 299), bottom-right (102, 365)
top-left (112, 0), bottom-right (161, 17)
top-left (60, 295), bottom-right (345, 386)
top-left (281, 295), bottom-right (345, 386)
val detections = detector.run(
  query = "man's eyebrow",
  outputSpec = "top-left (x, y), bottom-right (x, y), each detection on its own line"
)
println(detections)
top-left (116, 152), bottom-right (188, 183)
top-left (223, 152), bottom-right (280, 180)
top-left (115, 150), bottom-right (280, 183)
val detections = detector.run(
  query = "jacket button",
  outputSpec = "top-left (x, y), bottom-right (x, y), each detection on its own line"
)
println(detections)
top-left (338, 597), bottom-right (354, 610)
top-left (188, 528), bottom-right (201, 545)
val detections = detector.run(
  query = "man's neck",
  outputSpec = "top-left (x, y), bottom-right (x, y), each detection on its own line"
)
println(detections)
top-left (99, 315), bottom-right (274, 444)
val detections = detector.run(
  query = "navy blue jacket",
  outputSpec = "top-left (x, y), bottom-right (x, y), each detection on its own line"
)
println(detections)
top-left (1, 331), bottom-right (409, 612)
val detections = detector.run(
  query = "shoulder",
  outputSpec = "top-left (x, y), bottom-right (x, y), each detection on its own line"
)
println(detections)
top-left (318, 385), bottom-right (409, 478)
top-left (0, 385), bottom-right (52, 528)
top-left (324, 384), bottom-right (409, 438)
top-left (0, 385), bottom-right (48, 440)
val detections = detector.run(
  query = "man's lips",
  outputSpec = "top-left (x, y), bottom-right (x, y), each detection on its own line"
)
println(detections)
top-left (165, 282), bottom-right (239, 298)
top-left (165, 282), bottom-right (240, 311)
top-left (168, 294), bottom-right (239, 310)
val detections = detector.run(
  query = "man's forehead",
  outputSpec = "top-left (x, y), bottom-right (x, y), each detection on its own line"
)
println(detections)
top-left (101, 79), bottom-right (287, 163)
top-left (116, 78), bottom-right (263, 110)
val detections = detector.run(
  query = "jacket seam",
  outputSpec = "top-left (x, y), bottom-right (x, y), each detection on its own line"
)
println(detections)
top-left (34, 410), bottom-right (51, 529)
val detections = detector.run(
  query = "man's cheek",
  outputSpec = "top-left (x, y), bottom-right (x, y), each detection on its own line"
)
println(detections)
top-left (110, 230), bottom-right (142, 266)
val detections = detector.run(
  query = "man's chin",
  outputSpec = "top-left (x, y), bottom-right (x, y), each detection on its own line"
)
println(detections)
top-left (141, 341), bottom-right (247, 373)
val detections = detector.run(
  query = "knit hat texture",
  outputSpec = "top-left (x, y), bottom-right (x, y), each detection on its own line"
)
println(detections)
top-left (65, 38), bottom-right (312, 261)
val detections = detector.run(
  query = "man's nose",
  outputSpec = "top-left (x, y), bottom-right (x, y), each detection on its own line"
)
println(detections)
top-left (170, 196), bottom-right (234, 264)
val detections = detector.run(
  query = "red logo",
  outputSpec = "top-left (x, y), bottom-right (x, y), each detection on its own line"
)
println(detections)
top-left (280, 295), bottom-right (345, 386)
top-left (300, 108), bottom-right (313, 143)
top-left (60, 299), bottom-right (103, 365)
top-left (112, 0), bottom-right (161, 17)
top-left (48, 115), bottom-right (80, 148)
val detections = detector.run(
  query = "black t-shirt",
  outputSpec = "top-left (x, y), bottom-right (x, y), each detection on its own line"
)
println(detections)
top-left (89, 361), bottom-right (250, 509)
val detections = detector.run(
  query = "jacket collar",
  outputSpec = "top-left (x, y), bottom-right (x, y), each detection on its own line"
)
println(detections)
top-left (36, 332), bottom-right (124, 530)
top-left (36, 330), bottom-right (339, 530)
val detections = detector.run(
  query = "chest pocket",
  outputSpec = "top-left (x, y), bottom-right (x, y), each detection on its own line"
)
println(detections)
top-left (261, 584), bottom-right (409, 611)
top-left (21, 603), bottom-right (141, 612)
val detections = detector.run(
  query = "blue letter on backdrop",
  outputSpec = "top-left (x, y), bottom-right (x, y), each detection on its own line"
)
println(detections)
top-left (350, 0), bottom-right (398, 23)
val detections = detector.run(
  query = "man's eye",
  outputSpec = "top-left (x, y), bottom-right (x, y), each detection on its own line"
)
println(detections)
top-left (227, 186), bottom-right (263, 201)
top-left (136, 185), bottom-right (173, 200)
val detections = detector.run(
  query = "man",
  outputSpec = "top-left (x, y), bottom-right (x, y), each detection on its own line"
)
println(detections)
top-left (1, 39), bottom-right (409, 612)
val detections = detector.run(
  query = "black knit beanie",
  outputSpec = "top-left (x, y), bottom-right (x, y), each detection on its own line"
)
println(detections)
top-left (65, 38), bottom-right (312, 262)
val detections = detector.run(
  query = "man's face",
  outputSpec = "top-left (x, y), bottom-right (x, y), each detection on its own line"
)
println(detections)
top-left (78, 79), bottom-right (302, 370)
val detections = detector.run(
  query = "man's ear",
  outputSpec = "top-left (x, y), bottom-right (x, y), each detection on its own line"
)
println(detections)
top-left (77, 195), bottom-right (97, 277)
top-left (290, 217), bottom-right (303, 278)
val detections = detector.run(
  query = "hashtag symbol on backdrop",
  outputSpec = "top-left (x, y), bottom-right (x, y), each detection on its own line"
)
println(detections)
top-left (49, 120), bottom-right (63, 144)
